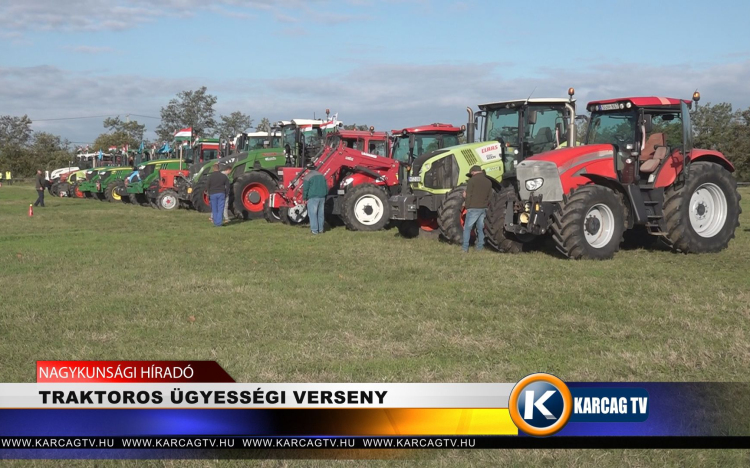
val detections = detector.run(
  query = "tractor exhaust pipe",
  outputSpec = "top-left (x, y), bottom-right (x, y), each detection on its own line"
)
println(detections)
top-left (466, 107), bottom-right (475, 143)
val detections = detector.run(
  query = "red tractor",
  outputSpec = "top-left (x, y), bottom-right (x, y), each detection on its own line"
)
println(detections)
top-left (265, 128), bottom-right (399, 230)
top-left (146, 168), bottom-right (191, 210)
top-left (487, 93), bottom-right (741, 259)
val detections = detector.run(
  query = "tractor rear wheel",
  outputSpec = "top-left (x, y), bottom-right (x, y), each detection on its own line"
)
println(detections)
top-left (111, 181), bottom-right (129, 203)
top-left (157, 189), bottom-right (179, 210)
top-left (485, 186), bottom-right (533, 253)
top-left (437, 186), bottom-right (467, 244)
top-left (190, 178), bottom-right (211, 213)
top-left (341, 184), bottom-right (391, 231)
top-left (263, 200), bottom-right (282, 223)
top-left (234, 171), bottom-right (277, 220)
top-left (73, 183), bottom-right (85, 199)
top-left (551, 185), bottom-right (625, 260)
top-left (662, 162), bottom-right (741, 253)
top-left (50, 182), bottom-right (60, 197)
top-left (105, 183), bottom-right (122, 203)
top-left (129, 192), bottom-right (141, 205)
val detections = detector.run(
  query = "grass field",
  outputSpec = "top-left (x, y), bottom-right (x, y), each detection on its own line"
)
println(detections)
top-left (1, 183), bottom-right (749, 467)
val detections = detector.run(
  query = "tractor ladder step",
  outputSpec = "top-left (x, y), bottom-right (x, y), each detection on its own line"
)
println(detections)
top-left (642, 200), bottom-right (666, 236)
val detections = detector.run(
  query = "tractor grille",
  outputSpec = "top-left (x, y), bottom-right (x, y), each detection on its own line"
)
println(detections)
top-left (461, 149), bottom-right (478, 166)
top-left (423, 154), bottom-right (459, 190)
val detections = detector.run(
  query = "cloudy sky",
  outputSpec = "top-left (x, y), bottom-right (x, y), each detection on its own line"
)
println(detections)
top-left (2, 0), bottom-right (750, 144)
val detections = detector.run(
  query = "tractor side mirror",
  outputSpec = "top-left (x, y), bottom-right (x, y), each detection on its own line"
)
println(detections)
top-left (528, 110), bottom-right (538, 125)
top-left (643, 114), bottom-right (653, 133)
top-left (408, 134), bottom-right (415, 152)
top-left (555, 122), bottom-right (565, 142)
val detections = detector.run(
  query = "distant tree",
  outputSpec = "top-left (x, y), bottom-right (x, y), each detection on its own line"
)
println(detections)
top-left (256, 118), bottom-right (271, 133)
top-left (692, 103), bottom-right (750, 180)
top-left (102, 116), bottom-right (146, 146)
top-left (156, 86), bottom-right (217, 141)
top-left (216, 111), bottom-right (252, 140)
top-left (0, 114), bottom-right (33, 147)
top-left (92, 130), bottom-right (133, 154)
top-left (0, 118), bottom-right (73, 176)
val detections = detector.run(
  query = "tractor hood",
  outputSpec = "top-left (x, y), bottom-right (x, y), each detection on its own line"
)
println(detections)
top-left (412, 140), bottom-right (507, 191)
top-left (525, 144), bottom-right (613, 164)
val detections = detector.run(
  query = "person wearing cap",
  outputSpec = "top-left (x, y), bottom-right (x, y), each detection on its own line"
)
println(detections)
top-left (462, 165), bottom-right (492, 252)
top-left (302, 163), bottom-right (327, 235)
top-left (207, 164), bottom-right (230, 227)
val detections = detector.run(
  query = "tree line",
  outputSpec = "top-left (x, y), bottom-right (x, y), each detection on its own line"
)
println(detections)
top-left (1, 89), bottom-right (749, 179)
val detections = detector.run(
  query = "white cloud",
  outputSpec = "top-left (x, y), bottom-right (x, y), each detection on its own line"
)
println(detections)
top-left (2, 59), bottom-right (749, 143)
top-left (65, 45), bottom-right (117, 54)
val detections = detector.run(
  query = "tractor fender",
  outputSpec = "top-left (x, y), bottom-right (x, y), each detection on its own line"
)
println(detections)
top-left (653, 149), bottom-right (734, 188)
top-left (340, 172), bottom-right (381, 190)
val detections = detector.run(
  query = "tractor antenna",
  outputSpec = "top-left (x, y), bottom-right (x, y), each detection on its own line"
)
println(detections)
top-left (526, 87), bottom-right (537, 103)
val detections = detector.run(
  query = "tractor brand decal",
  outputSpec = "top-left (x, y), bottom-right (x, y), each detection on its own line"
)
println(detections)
top-left (345, 157), bottom-right (354, 161)
top-left (264, 157), bottom-right (276, 161)
top-left (262, 153), bottom-right (278, 156)
top-left (477, 143), bottom-right (502, 163)
top-left (361, 153), bottom-right (378, 159)
top-left (486, 166), bottom-right (501, 172)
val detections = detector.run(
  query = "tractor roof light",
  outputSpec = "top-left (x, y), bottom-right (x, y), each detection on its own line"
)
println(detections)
top-left (693, 91), bottom-right (701, 102)
top-left (626, 102), bottom-right (632, 109)
top-left (568, 87), bottom-right (575, 97)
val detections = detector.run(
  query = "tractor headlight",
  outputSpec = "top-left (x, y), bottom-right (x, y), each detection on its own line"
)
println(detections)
top-left (525, 178), bottom-right (544, 191)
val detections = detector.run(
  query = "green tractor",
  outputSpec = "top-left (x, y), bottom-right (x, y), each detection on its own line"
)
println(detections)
top-left (391, 91), bottom-right (577, 242)
top-left (78, 167), bottom-right (114, 199)
top-left (117, 159), bottom-right (188, 206)
top-left (93, 167), bottom-right (137, 202)
top-left (230, 115), bottom-right (341, 220)
top-left (182, 132), bottom-right (280, 212)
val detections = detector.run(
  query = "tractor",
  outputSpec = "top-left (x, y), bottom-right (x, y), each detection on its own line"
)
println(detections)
top-left (489, 92), bottom-right (741, 259)
top-left (117, 159), bottom-right (188, 206)
top-left (266, 129), bottom-right (399, 230)
top-left (79, 167), bottom-right (115, 199)
top-left (231, 115), bottom-right (341, 220)
top-left (94, 167), bottom-right (139, 203)
top-left (182, 131), bottom-right (282, 212)
top-left (390, 95), bottom-right (576, 242)
top-left (57, 169), bottom-right (90, 198)
top-left (48, 166), bottom-right (80, 197)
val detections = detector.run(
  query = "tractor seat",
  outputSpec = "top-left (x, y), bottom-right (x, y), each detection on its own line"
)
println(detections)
top-left (639, 133), bottom-right (666, 161)
top-left (640, 146), bottom-right (668, 173)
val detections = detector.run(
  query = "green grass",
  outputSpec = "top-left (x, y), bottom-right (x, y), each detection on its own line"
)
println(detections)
top-left (1, 184), bottom-right (749, 466)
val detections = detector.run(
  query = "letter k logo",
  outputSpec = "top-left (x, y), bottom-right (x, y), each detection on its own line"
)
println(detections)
top-left (524, 390), bottom-right (556, 420)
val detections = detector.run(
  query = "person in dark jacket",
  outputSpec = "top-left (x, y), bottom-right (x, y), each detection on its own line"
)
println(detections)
top-left (34, 170), bottom-right (46, 207)
top-left (207, 164), bottom-right (230, 227)
top-left (462, 165), bottom-right (492, 252)
top-left (302, 164), bottom-right (328, 234)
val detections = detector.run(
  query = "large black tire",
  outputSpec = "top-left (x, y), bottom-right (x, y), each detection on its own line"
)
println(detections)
top-left (50, 182), bottom-right (60, 198)
top-left (437, 186), bottom-right (466, 244)
top-left (340, 184), bottom-right (391, 231)
top-left (485, 186), bottom-right (531, 253)
top-left (104, 183), bottom-right (121, 203)
top-left (110, 181), bottom-right (129, 204)
top-left (157, 189), bottom-right (179, 211)
top-left (83, 191), bottom-right (93, 199)
top-left (662, 162), bottom-right (741, 253)
top-left (234, 171), bottom-right (277, 220)
top-left (280, 206), bottom-right (308, 226)
top-left (129, 192), bottom-right (141, 205)
top-left (551, 185), bottom-right (626, 260)
top-left (263, 200), bottom-right (282, 223)
top-left (191, 177), bottom-right (211, 213)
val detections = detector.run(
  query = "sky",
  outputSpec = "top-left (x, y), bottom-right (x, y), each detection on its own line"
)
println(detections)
top-left (2, 0), bottom-right (750, 145)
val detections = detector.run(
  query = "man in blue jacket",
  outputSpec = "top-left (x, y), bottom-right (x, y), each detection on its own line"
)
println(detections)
top-left (303, 164), bottom-right (327, 235)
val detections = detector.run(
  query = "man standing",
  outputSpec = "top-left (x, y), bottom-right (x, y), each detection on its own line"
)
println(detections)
top-left (34, 170), bottom-right (46, 207)
top-left (302, 164), bottom-right (327, 235)
top-left (207, 164), bottom-right (230, 227)
top-left (222, 165), bottom-right (232, 224)
top-left (462, 165), bottom-right (492, 252)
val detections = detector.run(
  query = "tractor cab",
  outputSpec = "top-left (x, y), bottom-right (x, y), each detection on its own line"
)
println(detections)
top-left (324, 128), bottom-right (390, 158)
top-left (470, 97), bottom-right (576, 176)
top-left (191, 138), bottom-right (220, 164)
top-left (584, 97), bottom-right (694, 186)
top-left (234, 131), bottom-right (282, 153)
top-left (390, 123), bottom-right (463, 164)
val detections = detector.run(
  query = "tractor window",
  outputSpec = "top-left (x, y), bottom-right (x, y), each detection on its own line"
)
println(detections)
top-left (525, 106), bottom-right (567, 156)
top-left (485, 108), bottom-right (521, 145)
top-left (587, 111), bottom-right (637, 148)
top-left (246, 137), bottom-right (266, 150)
top-left (368, 140), bottom-right (387, 157)
top-left (392, 136), bottom-right (410, 163)
top-left (282, 127), bottom-right (296, 147)
top-left (649, 113), bottom-right (683, 148)
top-left (442, 134), bottom-right (460, 148)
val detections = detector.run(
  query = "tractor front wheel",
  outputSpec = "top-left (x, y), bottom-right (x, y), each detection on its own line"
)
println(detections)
top-left (157, 190), bottom-right (179, 210)
top-left (280, 205), bottom-right (308, 226)
top-left (73, 183), bottom-right (85, 199)
top-left (341, 184), bottom-right (391, 231)
top-left (485, 186), bottom-right (534, 253)
top-left (662, 162), bottom-right (741, 253)
top-left (263, 200), bottom-right (282, 223)
top-left (105, 183), bottom-right (122, 203)
top-left (551, 185), bottom-right (625, 260)
top-left (437, 186), bottom-right (467, 244)
top-left (234, 172), bottom-right (276, 220)
top-left (50, 182), bottom-right (60, 197)
top-left (190, 178), bottom-right (211, 213)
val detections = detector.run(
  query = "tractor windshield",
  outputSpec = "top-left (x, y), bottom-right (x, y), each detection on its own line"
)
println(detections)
top-left (485, 108), bottom-right (521, 145)
top-left (246, 136), bottom-right (267, 151)
top-left (282, 126), bottom-right (296, 149)
top-left (392, 134), bottom-right (460, 163)
top-left (587, 111), bottom-right (638, 148)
